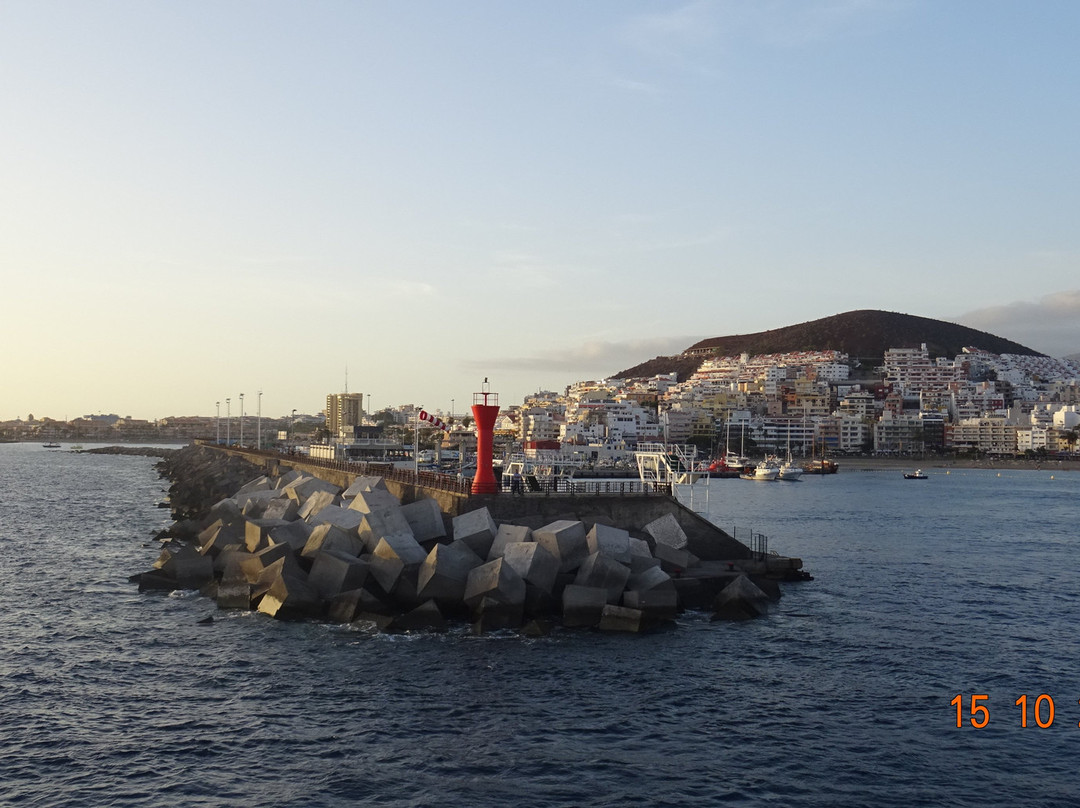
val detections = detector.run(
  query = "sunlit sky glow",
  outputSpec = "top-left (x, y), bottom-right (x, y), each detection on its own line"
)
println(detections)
top-left (3, 1), bottom-right (1078, 421)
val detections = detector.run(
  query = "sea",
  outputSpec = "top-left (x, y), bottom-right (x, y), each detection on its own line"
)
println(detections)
top-left (2, 442), bottom-right (1078, 807)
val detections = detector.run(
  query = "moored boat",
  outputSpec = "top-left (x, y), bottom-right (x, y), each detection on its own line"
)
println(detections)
top-left (904, 469), bottom-right (928, 479)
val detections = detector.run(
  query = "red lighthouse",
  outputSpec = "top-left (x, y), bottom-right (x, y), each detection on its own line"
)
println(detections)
top-left (470, 379), bottom-right (500, 495)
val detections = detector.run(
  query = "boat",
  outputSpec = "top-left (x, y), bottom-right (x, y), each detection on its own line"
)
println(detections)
top-left (803, 458), bottom-right (839, 474)
top-left (904, 469), bottom-right (928, 479)
top-left (742, 457), bottom-right (780, 481)
top-left (777, 456), bottom-right (804, 481)
top-left (42, 442), bottom-right (61, 449)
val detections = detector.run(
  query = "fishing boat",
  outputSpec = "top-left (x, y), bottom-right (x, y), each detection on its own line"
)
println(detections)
top-left (742, 457), bottom-right (780, 481)
top-left (904, 469), bottom-right (928, 480)
top-left (42, 442), bottom-right (61, 449)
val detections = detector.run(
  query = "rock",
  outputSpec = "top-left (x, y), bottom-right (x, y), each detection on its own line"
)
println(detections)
top-left (534, 520), bottom-right (589, 573)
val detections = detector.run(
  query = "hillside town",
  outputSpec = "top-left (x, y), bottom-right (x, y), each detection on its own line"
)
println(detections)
top-left (6, 344), bottom-right (1080, 461)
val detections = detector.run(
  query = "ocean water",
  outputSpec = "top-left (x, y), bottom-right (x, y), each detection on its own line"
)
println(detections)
top-left (2, 443), bottom-right (1078, 807)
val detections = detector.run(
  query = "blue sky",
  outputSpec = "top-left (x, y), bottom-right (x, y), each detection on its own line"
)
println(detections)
top-left (2, 1), bottom-right (1078, 421)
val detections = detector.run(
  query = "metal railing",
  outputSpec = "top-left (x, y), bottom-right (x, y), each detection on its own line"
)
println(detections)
top-left (731, 526), bottom-right (770, 560)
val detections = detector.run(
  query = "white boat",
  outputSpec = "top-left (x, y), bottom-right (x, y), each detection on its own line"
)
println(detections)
top-left (778, 458), bottom-right (804, 481)
top-left (743, 458), bottom-right (780, 481)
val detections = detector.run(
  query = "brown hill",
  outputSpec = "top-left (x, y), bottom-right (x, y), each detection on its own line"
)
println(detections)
top-left (616, 309), bottom-right (1043, 380)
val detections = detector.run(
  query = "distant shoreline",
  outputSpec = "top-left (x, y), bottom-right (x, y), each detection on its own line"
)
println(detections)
top-left (834, 456), bottom-right (1079, 473)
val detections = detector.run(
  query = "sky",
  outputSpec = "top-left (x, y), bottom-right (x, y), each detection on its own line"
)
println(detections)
top-left (2, 1), bottom-right (1079, 422)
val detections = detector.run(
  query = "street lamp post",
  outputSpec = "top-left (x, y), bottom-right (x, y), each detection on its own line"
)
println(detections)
top-left (414, 406), bottom-right (422, 475)
top-left (257, 390), bottom-right (262, 450)
top-left (216, 401), bottom-right (220, 444)
top-left (239, 393), bottom-right (245, 446)
top-left (226, 398), bottom-right (231, 445)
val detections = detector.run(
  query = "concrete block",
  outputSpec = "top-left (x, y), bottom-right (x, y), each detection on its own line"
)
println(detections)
top-left (216, 553), bottom-right (254, 610)
top-left (501, 541), bottom-right (560, 594)
top-left (197, 520), bottom-right (244, 557)
top-left (598, 604), bottom-right (646, 632)
top-left (561, 585), bottom-right (608, 627)
top-left (302, 523), bottom-right (364, 559)
top-left (652, 542), bottom-right (699, 574)
top-left (629, 553), bottom-right (662, 574)
top-left (712, 574), bottom-right (771, 620)
top-left (470, 596), bottom-right (524, 632)
top-left (487, 524), bottom-right (533, 560)
top-left (342, 476), bottom-right (388, 498)
top-left (628, 565), bottom-right (674, 593)
top-left (369, 534), bottom-right (428, 595)
top-left (417, 541), bottom-right (484, 603)
top-left (274, 469), bottom-right (304, 490)
top-left (297, 489), bottom-right (338, 521)
top-left (326, 588), bottom-right (364, 623)
top-left (236, 475), bottom-right (273, 496)
top-left (534, 520), bottom-right (589, 573)
top-left (257, 572), bottom-right (321, 620)
top-left (262, 497), bottom-right (299, 522)
top-left (307, 504), bottom-right (364, 531)
top-left (207, 497), bottom-right (243, 527)
top-left (400, 498), bottom-right (447, 542)
top-left (383, 600), bottom-right (447, 633)
top-left (268, 520), bottom-right (313, 552)
top-left (236, 489), bottom-right (280, 517)
top-left (308, 550), bottom-right (369, 599)
top-left (622, 588), bottom-right (679, 621)
top-left (284, 475), bottom-right (342, 502)
top-left (464, 558), bottom-right (526, 609)
top-left (358, 510), bottom-right (415, 552)
top-left (645, 513), bottom-right (689, 550)
top-left (452, 508), bottom-right (499, 559)
top-left (629, 536), bottom-right (652, 558)
top-left (574, 553), bottom-right (631, 604)
top-left (587, 524), bottom-right (633, 564)
top-left (347, 488), bottom-right (401, 513)
top-left (157, 543), bottom-right (214, 589)
top-left (244, 517), bottom-right (293, 553)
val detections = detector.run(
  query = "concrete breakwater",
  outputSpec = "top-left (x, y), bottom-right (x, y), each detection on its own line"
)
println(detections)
top-left (134, 445), bottom-right (807, 633)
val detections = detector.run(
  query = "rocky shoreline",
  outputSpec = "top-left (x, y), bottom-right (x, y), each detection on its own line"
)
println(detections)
top-left (134, 445), bottom-right (794, 634)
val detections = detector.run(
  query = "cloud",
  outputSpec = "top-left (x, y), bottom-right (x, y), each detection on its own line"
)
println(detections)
top-left (955, 290), bottom-right (1080, 358)
top-left (463, 335), bottom-right (701, 375)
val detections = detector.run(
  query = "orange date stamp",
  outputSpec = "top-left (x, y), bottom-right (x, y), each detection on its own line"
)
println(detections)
top-left (952, 693), bottom-right (1074, 728)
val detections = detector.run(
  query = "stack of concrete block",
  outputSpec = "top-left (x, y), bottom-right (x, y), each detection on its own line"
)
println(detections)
top-left (139, 464), bottom-right (784, 633)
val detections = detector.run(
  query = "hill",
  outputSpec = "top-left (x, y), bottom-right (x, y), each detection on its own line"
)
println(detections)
top-left (615, 309), bottom-right (1043, 380)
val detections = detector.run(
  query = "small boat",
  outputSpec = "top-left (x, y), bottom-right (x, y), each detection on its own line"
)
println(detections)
top-left (904, 469), bottom-right (928, 480)
top-left (777, 458), bottom-right (804, 481)
top-left (802, 458), bottom-right (839, 474)
top-left (42, 442), bottom-right (61, 449)
top-left (742, 457), bottom-right (780, 481)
